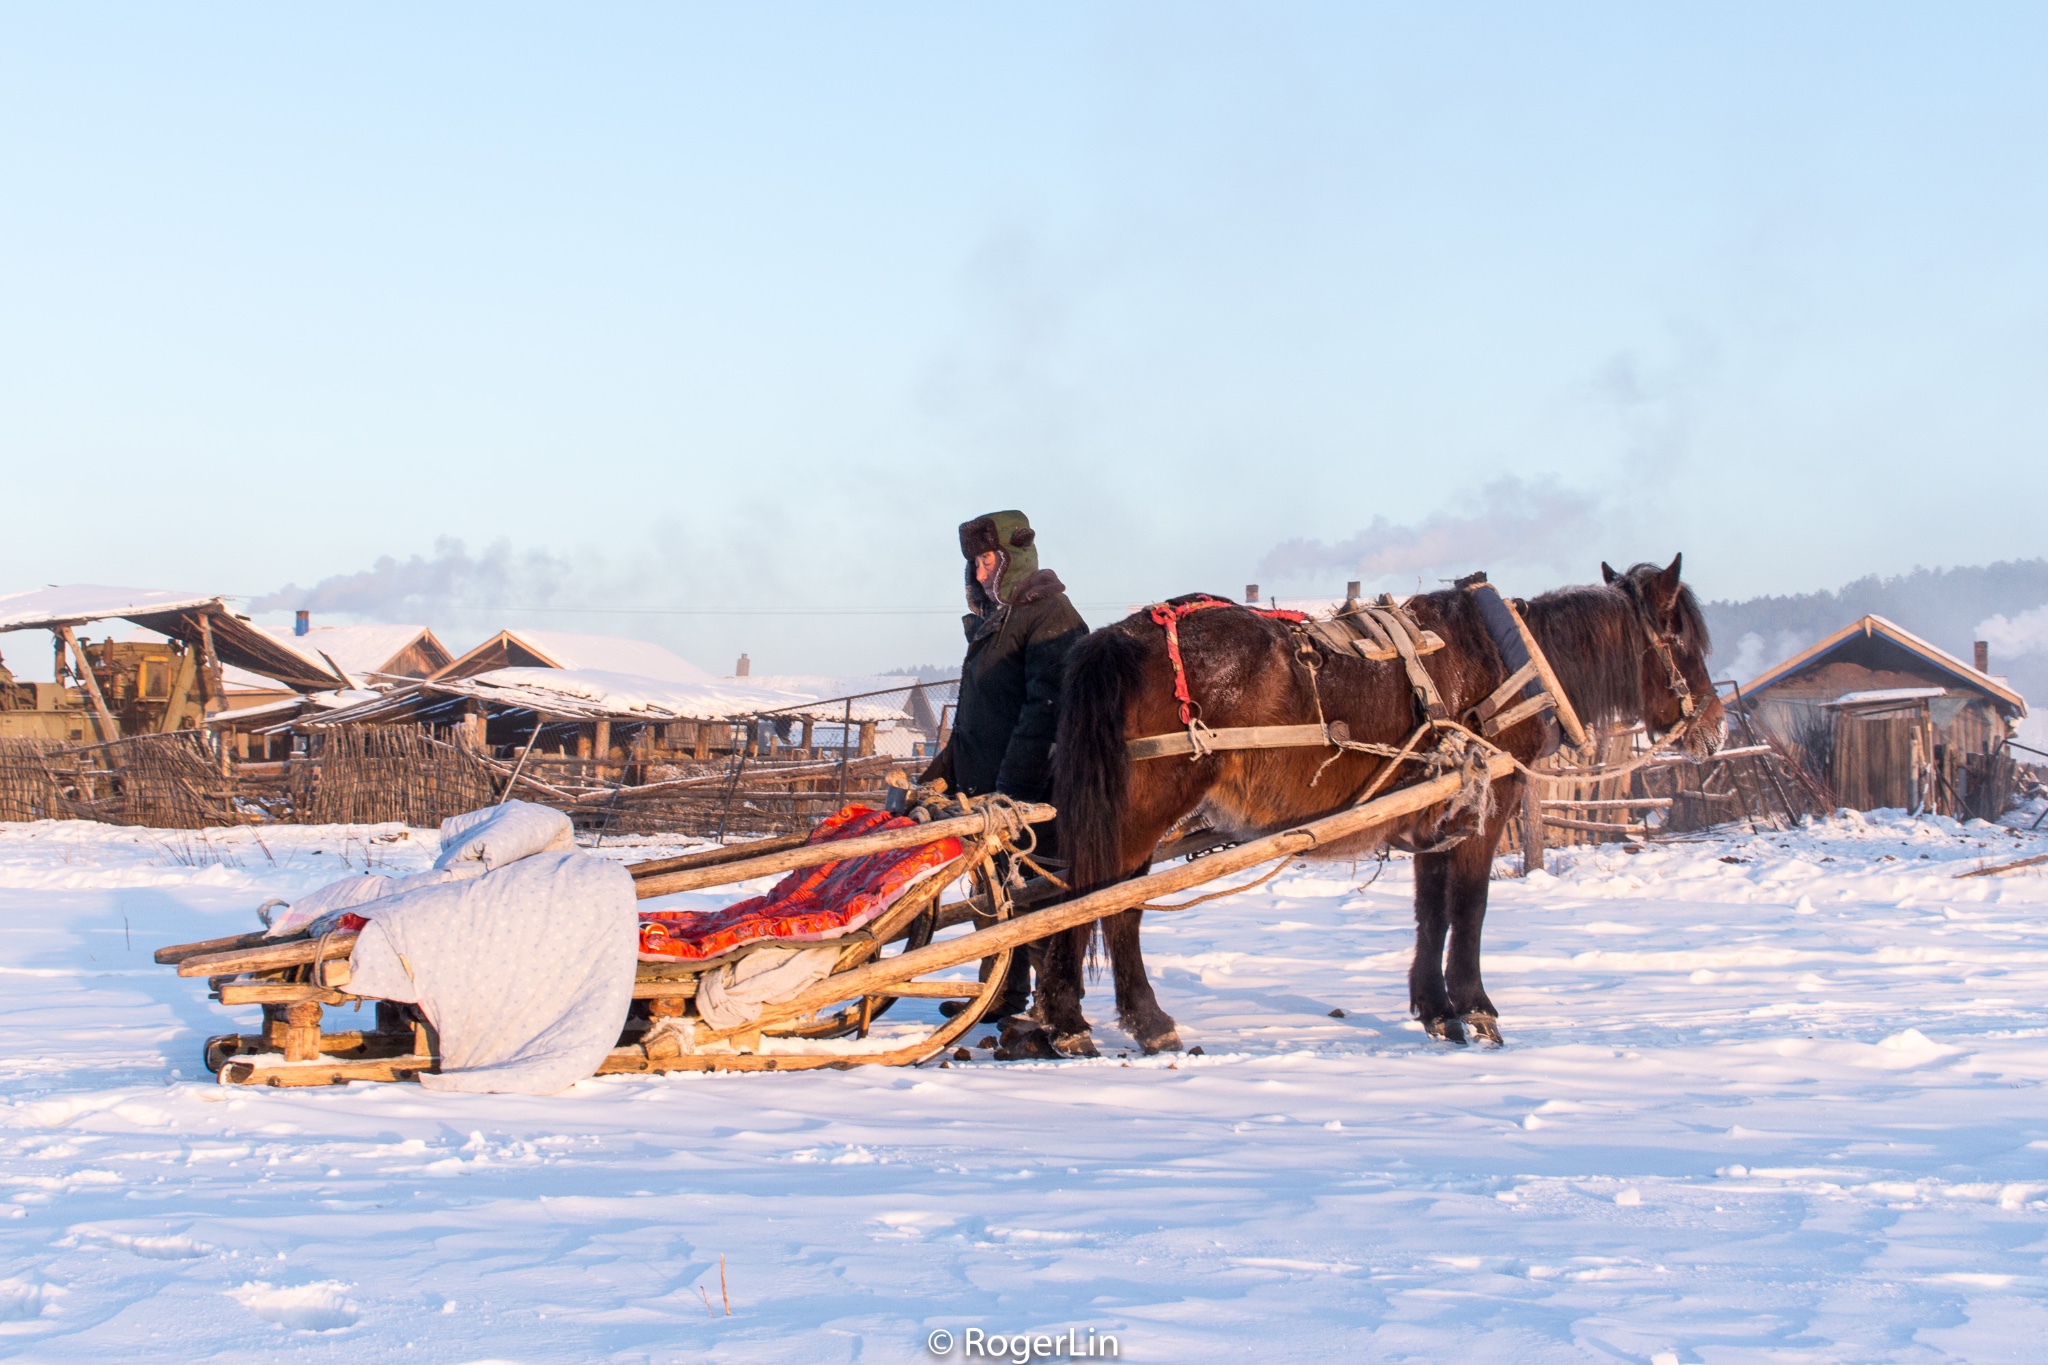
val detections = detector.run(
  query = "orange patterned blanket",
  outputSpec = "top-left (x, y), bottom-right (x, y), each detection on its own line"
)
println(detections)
top-left (636, 806), bottom-right (965, 965)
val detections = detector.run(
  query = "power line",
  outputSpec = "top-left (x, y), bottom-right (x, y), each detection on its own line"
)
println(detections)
top-left (216, 599), bottom-right (1157, 617)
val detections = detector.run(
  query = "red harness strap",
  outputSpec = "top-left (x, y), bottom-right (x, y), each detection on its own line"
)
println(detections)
top-left (1147, 595), bottom-right (1309, 727)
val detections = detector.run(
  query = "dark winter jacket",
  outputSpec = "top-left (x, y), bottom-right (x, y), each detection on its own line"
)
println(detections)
top-left (923, 567), bottom-right (1088, 802)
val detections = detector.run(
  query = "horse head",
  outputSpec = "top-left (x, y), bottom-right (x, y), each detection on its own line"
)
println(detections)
top-left (1600, 554), bottom-right (1725, 757)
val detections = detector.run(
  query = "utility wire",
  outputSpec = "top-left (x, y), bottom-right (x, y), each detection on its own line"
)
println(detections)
top-left (212, 599), bottom-right (1166, 617)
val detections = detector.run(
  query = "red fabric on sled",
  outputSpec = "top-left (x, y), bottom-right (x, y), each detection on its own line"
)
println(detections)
top-left (635, 805), bottom-right (964, 964)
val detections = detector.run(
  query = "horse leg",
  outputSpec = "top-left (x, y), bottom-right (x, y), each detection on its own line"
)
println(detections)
top-left (1442, 809), bottom-right (1512, 1047)
top-left (1033, 924), bottom-right (1095, 1056)
top-left (1105, 885), bottom-right (1181, 1054)
top-left (1409, 849), bottom-right (1465, 1044)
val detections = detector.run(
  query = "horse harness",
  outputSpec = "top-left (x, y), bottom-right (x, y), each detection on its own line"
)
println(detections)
top-left (1129, 576), bottom-right (1588, 769)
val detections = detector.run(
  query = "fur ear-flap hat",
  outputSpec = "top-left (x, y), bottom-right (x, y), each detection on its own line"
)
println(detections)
top-left (958, 510), bottom-right (1039, 610)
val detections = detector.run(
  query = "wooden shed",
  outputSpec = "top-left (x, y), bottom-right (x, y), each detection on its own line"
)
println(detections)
top-left (1733, 615), bottom-right (2027, 819)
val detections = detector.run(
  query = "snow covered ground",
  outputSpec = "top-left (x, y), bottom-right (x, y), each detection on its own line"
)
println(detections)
top-left (3, 808), bottom-right (2048, 1363)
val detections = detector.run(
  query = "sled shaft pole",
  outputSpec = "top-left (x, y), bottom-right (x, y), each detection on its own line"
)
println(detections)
top-left (632, 803), bottom-right (1053, 898)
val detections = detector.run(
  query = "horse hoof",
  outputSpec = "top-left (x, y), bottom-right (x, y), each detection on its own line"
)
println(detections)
top-left (1462, 1013), bottom-right (1504, 1047)
top-left (1139, 1031), bottom-right (1183, 1056)
top-left (1423, 1016), bottom-right (1468, 1045)
top-left (1050, 1030), bottom-right (1100, 1059)
top-left (1123, 1012), bottom-right (1183, 1056)
top-left (996, 1026), bottom-right (1060, 1060)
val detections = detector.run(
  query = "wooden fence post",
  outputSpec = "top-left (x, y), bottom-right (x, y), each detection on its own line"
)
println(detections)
top-left (1521, 778), bottom-right (1544, 875)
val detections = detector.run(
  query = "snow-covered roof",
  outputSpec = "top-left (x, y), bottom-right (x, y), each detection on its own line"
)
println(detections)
top-left (443, 667), bottom-right (824, 721)
top-left (742, 674), bottom-right (939, 706)
top-left (293, 667), bottom-right (909, 729)
top-left (1826, 687), bottom-right (1948, 707)
top-left (433, 629), bottom-right (713, 684)
top-left (268, 624), bottom-right (448, 685)
top-left (207, 689), bottom-right (383, 726)
top-left (0, 583), bottom-right (345, 692)
top-left (0, 584), bottom-right (223, 630)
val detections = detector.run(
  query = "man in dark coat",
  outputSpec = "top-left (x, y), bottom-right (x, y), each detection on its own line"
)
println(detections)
top-left (921, 510), bottom-right (1087, 1025)
top-left (922, 510), bottom-right (1088, 803)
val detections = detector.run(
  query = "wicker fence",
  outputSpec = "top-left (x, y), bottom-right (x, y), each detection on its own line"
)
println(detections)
top-left (292, 726), bottom-right (500, 828)
top-left (0, 733), bottom-right (242, 829)
top-left (0, 676), bottom-right (954, 836)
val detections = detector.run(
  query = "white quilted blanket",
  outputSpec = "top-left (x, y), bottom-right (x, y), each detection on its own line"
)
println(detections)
top-left (276, 803), bottom-right (639, 1094)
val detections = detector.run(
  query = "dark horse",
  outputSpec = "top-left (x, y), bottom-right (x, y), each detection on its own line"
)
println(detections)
top-left (1041, 556), bottom-right (1724, 1056)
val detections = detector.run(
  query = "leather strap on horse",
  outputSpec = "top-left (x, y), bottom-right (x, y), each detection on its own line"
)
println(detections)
top-left (1643, 621), bottom-right (1696, 721)
top-left (1145, 595), bottom-right (1309, 756)
top-left (1356, 597), bottom-right (1448, 723)
top-left (1133, 592), bottom-right (1452, 762)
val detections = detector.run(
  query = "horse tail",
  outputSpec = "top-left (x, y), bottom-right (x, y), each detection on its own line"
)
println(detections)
top-left (1054, 625), bottom-right (1147, 896)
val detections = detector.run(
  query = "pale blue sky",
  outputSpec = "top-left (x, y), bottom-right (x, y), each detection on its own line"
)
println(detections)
top-left (2, 5), bottom-right (2043, 674)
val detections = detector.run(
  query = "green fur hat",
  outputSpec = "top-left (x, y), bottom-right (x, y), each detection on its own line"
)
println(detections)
top-left (958, 510), bottom-right (1039, 608)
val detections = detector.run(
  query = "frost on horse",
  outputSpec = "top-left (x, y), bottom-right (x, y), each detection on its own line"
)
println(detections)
top-left (1042, 557), bottom-right (1723, 1057)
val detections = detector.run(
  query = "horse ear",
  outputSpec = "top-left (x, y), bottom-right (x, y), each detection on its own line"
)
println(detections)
top-left (1600, 562), bottom-right (1618, 585)
top-left (1656, 553), bottom-right (1683, 596)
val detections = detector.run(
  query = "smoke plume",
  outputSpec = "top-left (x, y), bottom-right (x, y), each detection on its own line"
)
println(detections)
top-left (252, 538), bottom-right (588, 618)
top-left (1258, 477), bottom-right (1606, 588)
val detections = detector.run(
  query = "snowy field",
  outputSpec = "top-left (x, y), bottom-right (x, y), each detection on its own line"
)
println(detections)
top-left (3, 808), bottom-right (2048, 1364)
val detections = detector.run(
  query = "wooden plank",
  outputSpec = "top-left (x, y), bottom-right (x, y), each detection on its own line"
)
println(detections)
top-left (1128, 724), bottom-right (1333, 761)
top-left (1541, 815), bottom-right (1647, 835)
top-left (221, 1054), bottom-right (434, 1087)
top-left (156, 928), bottom-right (282, 965)
top-left (627, 830), bottom-right (812, 880)
top-left (1955, 850), bottom-right (2048, 880)
top-left (1497, 598), bottom-right (1589, 750)
top-left (1521, 778), bottom-right (1543, 875)
top-left (1474, 661), bottom-right (1540, 723)
top-left (631, 979), bottom-right (700, 1000)
top-left (217, 982), bottom-right (354, 1006)
top-left (632, 802), bottom-right (1053, 898)
top-left (178, 930), bottom-right (359, 978)
top-left (870, 980), bottom-right (982, 998)
top-left (1541, 797), bottom-right (1674, 809)
top-left (1480, 691), bottom-right (1554, 738)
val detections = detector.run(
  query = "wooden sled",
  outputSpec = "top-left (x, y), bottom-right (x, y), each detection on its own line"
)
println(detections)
top-left (159, 800), bottom-right (1057, 1085)
top-left (159, 753), bottom-right (1517, 1086)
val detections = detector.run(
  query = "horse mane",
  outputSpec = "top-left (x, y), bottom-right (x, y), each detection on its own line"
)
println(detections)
top-left (1519, 563), bottom-right (1711, 730)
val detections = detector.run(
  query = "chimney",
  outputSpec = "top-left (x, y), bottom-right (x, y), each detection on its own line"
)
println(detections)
top-left (294, 609), bottom-right (310, 637)
top-left (1244, 584), bottom-right (1259, 604)
top-left (1345, 580), bottom-right (1361, 600)
top-left (734, 652), bottom-right (751, 677)
top-left (1975, 640), bottom-right (1989, 674)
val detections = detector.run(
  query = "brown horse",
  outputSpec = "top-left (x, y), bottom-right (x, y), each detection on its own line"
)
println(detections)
top-left (1040, 556), bottom-right (1723, 1056)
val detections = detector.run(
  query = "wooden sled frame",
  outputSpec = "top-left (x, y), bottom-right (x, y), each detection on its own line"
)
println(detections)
top-left (159, 756), bottom-right (1516, 1087)
top-left (158, 801), bottom-right (1055, 1086)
